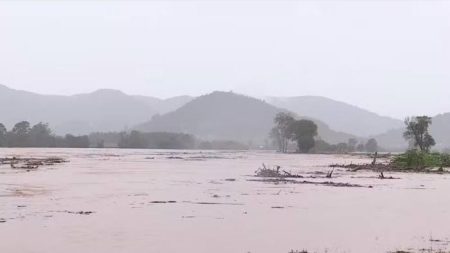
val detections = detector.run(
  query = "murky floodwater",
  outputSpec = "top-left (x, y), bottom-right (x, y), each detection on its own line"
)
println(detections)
top-left (1, 148), bottom-right (449, 253)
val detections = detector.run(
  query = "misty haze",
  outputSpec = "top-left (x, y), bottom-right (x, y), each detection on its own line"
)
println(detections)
top-left (1, 1), bottom-right (450, 253)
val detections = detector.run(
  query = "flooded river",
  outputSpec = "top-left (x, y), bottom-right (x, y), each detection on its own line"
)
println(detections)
top-left (1, 148), bottom-right (449, 253)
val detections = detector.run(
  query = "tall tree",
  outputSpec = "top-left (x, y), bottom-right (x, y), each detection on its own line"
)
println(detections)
top-left (403, 116), bottom-right (435, 152)
top-left (288, 119), bottom-right (318, 153)
top-left (30, 122), bottom-right (54, 147)
top-left (270, 112), bottom-right (295, 153)
top-left (0, 123), bottom-right (7, 147)
top-left (11, 121), bottom-right (31, 147)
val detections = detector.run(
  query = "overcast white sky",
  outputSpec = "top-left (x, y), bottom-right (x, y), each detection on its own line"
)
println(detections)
top-left (0, 1), bottom-right (449, 119)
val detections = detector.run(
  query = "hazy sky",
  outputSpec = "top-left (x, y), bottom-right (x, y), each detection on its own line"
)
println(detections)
top-left (0, 1), bottom-right (449, 119)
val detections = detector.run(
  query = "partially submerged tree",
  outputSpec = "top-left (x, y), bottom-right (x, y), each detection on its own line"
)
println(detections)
top-left (403, 116), bottom-right (435, 152)
top-left (289, 119), bottom-right (318, 153)
top-left (10, 121), bottom-right (31, 147)
top-left (270, 112), bottom-right (295, 153)
top-left (30, 122), bottom-right (55, 147)
top-left (64, 134), bottom-right (90, 148)
top-left (365, 138), bottom-right (378, 153)
top-left (270, 113), bottom-right (318, 153)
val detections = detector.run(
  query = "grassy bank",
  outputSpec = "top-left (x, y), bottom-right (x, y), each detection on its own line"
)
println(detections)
top-left (392, 150), bottom-right (450, 170)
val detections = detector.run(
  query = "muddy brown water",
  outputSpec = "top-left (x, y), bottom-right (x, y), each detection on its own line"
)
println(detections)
top-left (1, 148), bottom-right (449, 253)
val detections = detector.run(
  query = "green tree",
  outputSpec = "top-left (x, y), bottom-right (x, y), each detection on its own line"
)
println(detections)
top-left (11, 121), bottom-right (31, 147)
top-left (288, 119), bottom-right (318, 153)
top-left (365, 138), bottom-right (378, 153)
top-left (0, 123), bottom-right (6, 147)
top-left (270, 112), bottom-right (295, 153)
top-left (403, 116), bottom-right (435, 152)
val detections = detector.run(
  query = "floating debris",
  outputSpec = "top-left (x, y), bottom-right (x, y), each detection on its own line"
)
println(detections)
top-left (183, 201), bottom-right (244, 206)
top-left (166, 156), bottom-right (184, 160)
top-left (0, 157), bottom-right (67, 170)
top-left (249, 178), bottom-right (370, 188)
top-left (255, 164), bottom-right (303, 178)
top-left (70, 211), bottom-right (94, 215)
top-left (149, 201), bottom-right (177, 204)
top-left (51, 210), bottom-right (95, 215)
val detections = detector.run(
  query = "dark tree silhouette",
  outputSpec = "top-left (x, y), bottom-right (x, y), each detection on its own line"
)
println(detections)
top-left (0, 121), bottom-right (246, 150)
top-left (270, 112), bottom-right (295, 153)
top-left (0, 123), bottom-right (6, 147)
top-left (64, 134), bottom-right (90, 148)
top-left (288, 119), bottom-right (318, 153)
top-left (365, 138), bottom-right (378, 153)
top-left (30, 122), bottom-right (55, 147)
top-left (11, 121), bottom-right (31, 147)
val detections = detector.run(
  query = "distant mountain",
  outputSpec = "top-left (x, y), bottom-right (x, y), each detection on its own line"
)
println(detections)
top-left (133, 95), bottom-right (193, 115)
top-left (266, 96), bottom-right (403, 137)
top-left (0, 84), bottom-right (190, 134)
top-left (136, 91), bottom-right (355, 145)
top-left (374, 113), bottom-right (450, 151)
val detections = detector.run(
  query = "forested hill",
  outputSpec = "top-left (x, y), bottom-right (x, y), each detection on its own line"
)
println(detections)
top-left (136, 91), bottom-right (355, 145)
top-left (0, 84), bottom-right (191, 135)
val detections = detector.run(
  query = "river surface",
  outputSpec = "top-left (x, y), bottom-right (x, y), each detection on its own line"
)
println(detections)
top-left (1, 148), bottom-right (449, 253)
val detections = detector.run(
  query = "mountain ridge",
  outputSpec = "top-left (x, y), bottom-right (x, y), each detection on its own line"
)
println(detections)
top-left (0, 84), bottom-right (190, 134)
top-left (136, 91), bottom-right (356, 145)
top-left (2, 84), bottom-right (450, 150)
top-left (374, 113), bottom-right (450, 151)
top-left (266, 95), bottom-right (403, 137)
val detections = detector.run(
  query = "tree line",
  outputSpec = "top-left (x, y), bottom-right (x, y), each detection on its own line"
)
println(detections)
top-left (0, 121), bottom-right (249, 150)
top-left (269, 112), bottom-right (378, 153)
top-left (313, 138), bottom-right (378, 154)
top-left (90, 131), bottom-right (248, 150)
top-left (0, 121), bottom-right (89, 148)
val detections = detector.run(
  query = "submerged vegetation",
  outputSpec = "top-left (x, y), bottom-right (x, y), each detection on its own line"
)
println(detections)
top-left (0, 121), bottom-right (89, 148)
top-left (270, 112), bottom-right (318, 153)
top-left (270, 112), bottom-right (379, 154)
top-left (392, 150), bottom-right (450, 170)
top-left (0, 156), bottom-right (67, 171)
top-left (332, 116), bottom-right (450, 173)
top-left (392, 115), bottom-right (449, 170)
top-left (253, 164), bottom-right (367, 188)
top-left (255, 164), bottom-right (304, 178)
top-left (0, 121), bottom-right (248, 150)
top-left (403, 116), bottom-right (436, 152)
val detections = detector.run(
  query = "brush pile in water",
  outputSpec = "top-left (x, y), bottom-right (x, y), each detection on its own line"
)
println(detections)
top-left (255, 164), bottom-right (304, 178)
top-left (0, 157), bottom-right (67, 170)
